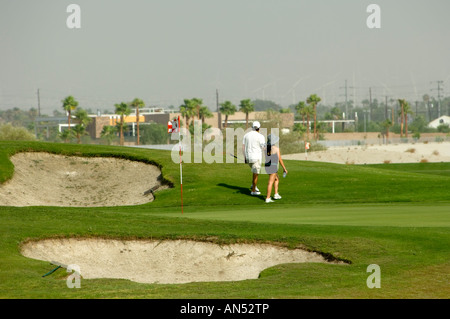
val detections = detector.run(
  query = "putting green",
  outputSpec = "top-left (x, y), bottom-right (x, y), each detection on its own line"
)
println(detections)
top-left (158, 203), bottom-right (450, 227)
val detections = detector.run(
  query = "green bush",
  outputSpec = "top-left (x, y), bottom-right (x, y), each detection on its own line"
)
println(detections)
top-left (0, 124), bottom-right (35, 141)
top-left (140, 123), bottom-right (170, 144)
top-left (437, 124), bottom-right (450, 133)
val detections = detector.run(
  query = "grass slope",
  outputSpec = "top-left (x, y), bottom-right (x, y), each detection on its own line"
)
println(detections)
top-left (0, 141), bottom-right (449, 299)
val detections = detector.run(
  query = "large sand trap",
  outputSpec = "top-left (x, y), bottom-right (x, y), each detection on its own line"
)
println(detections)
top-left (284, 142), bottom-right (450, 164)
top-left (0, 152), bottom-right (167, 207)
top-left (21, 238), bottom-right (338, 284)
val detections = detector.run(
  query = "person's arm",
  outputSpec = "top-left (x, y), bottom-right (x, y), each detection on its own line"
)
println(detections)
top-left (276, 147), bottom-right (287, 173)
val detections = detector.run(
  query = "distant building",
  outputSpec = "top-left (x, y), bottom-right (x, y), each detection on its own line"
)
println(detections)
top-left (428, 116), bottom-right (450, 129)
top-left (55, 108), bottom-right (295, 141)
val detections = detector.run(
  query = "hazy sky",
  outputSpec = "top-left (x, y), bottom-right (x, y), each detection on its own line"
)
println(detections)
top-left (1, 0), bottom-right (449, 114)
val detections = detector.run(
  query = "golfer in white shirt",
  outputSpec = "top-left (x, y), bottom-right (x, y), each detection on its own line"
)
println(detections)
top-left (242, 121), bottom-right (266, 195)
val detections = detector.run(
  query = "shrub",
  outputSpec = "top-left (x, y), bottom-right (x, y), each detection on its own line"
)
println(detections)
top-left (437, 124), bottom-right (450, 133)
top-left (140, 123), bottom-right (170, 145)
top-left (0, 124), bottom-right (35, 141)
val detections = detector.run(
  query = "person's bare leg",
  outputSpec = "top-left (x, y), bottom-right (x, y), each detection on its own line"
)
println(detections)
top-left (274, 174), bottom-right (279, 195)
top-left (266, 174), bottom-right (276, 199)
top-left (252, 173), bottom-right (258, 192)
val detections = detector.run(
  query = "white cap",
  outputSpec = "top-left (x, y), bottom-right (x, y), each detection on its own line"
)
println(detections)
top-left (252, 121), bottom-right (261, 129)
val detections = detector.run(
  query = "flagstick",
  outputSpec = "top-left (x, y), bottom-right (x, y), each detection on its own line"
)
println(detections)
top-left (179, 141), bottom-right (183, 214)
top-left (178, 116), bottom-right (183, 214)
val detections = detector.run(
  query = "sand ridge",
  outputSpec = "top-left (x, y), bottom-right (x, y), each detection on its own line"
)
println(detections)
top-left (0, 152), bottom-right (167, 207)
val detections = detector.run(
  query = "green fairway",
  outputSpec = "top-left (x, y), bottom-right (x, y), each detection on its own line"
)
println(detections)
top-left (0, 141), bottom-right (449, 299)
top-left (160, 203), bottom-right (450, 227)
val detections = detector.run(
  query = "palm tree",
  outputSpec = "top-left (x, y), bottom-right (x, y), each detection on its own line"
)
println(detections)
top-left (219, 101), bottom-right (237, 128)
top-left (198, 106), bottom-right (213, 124)
top-left (191, 98), bottom-right (204, 121)
top-left (100, 126), bottom-right (118, 145)
top-left (61, 96), bottom-right (78, 131)
top-left (303, 105), bottom-right (315, 141)
top-left (179, 99), bottom-right (196, 128)
top-left (72, 124), bottom-right (86, 144)
top-left (307, 94), bottom-right (321, 140)
top-left (295, 101), bottom-right (307, 125)
top-left (239, 99), bottom-right (254, 129)
top-left (403, 101), bottom-right (413, 138)
top-left (58, 129), bottom-right (73, 143)
top-left (115, 102), bottom-right (131, 146)
top-left (73, 108), bottom-right (91, 144)
top-left (381, 119), bottom-right (392, 140)
top-left (129, 98), bottom-right (145, 145)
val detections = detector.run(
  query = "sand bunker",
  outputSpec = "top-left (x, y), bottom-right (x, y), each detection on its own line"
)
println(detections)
top-left (21, 238), bottom-right (337, 284)
top-left (284, 142), bottom-right (450, 164)
top-left (0, 152), bottom-right (167, 207)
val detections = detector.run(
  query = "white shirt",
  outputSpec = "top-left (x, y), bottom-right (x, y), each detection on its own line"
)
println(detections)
top-left (243, 130), bottom-right (266, 163)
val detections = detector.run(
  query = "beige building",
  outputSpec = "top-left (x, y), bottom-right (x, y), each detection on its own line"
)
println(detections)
top-left (168, 111), bottom-right (294, 130)
top-left (86, 109), bottom-right (294, 140)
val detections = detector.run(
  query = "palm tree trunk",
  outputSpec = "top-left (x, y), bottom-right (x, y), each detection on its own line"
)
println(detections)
top-left (245, 113), bottom-right (249, 130)
top-left (136, 107), bottom-right (140, 145)
top-left (306, 114), bottom-right (310, 141)
top-left (313, 106), bottom-right (317, 140)
top-left (225, 115), bottom-right (229, 128)
top-left (404, 113), bottom-right (408, 138)
top-left (120, 116), bottom-right (124, 146)
top-left (400, 107), bottom-right (404, 137)
top-left (68, 111), bottom-right (71, 131)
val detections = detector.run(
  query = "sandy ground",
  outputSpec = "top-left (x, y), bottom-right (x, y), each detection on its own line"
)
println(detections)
top-left (21, 238), bottom-right (337, 284)
top-left (0, 152), bottom-right (167, 207)
top-left (284, 142), bottom-right (450, 164)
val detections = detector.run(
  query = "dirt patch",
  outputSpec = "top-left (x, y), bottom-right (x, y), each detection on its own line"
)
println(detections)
top-left (284, 142), bottom-right (450, 164)
top-left (21, 238), bottom-right (341, 284)
top-left (0, 152), bottom-right (167, 207)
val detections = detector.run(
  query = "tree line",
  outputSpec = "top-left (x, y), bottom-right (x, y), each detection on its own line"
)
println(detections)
top-left (1, 93), bottom-right (449, 144)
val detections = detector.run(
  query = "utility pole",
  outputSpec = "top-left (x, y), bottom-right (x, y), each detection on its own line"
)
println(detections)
top-left (385, 96), bottom-right (388, 120)
top-left (369, 87), bottom-right (372, 122)
top-left (37, 89), bottom-right (41, 116)
top-left (431, 81), bottom-right (444, 118)
top-left (216, 89), bottom-right (221, 129)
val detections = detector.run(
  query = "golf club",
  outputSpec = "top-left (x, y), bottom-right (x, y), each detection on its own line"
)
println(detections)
top-left (229, 153), bottom-right (247, 163)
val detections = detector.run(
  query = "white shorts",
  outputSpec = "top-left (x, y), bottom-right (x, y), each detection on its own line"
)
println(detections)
top-left (248, 160), bottom-right (261, 174)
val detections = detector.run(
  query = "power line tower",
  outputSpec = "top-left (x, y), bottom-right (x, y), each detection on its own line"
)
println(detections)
top-left (431, 81), bottom-right (444, 118)
top-left (216, 89), bottom-right (221, 129)
top-left (340, 80), bottom-right (349, 119)
top-left (339, 80), bottom-right (355, 119)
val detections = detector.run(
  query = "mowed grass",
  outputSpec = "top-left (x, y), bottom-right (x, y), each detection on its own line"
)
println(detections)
top-left (0, 141), bottom-right (449, 299)
top-left (161, 203), bottom-right (450, 227)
